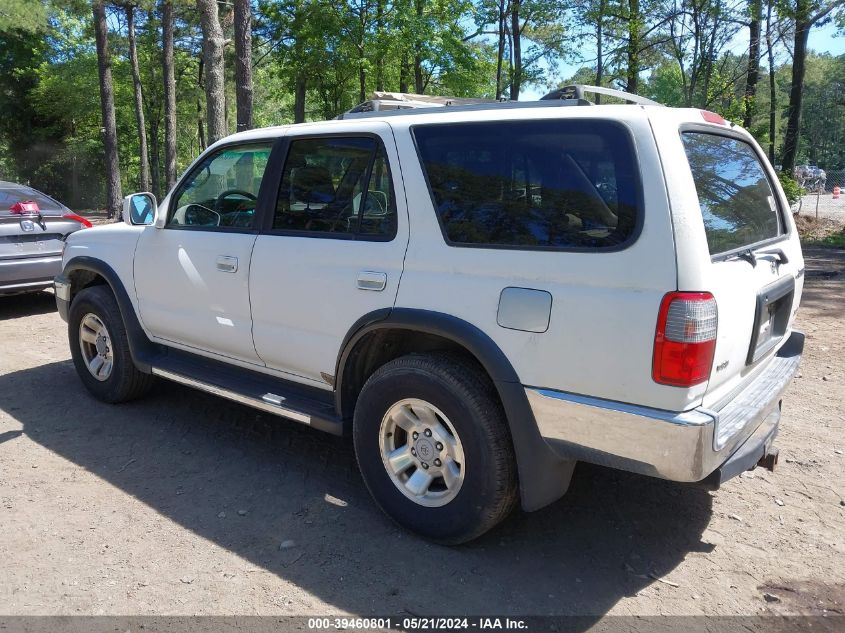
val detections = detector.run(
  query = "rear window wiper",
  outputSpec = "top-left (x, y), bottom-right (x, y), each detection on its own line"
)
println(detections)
top-left (757, 247), bottom-right (789, 265)
top-left (727, 247), bottom-right (789, 268)
top-left (733, 249), bottom-right (757, 267)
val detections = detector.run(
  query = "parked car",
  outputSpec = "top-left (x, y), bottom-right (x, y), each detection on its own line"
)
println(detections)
top-left (0, 181), bottom-right (91, 296)
top-left (55, 86), bottom-right (805, 543)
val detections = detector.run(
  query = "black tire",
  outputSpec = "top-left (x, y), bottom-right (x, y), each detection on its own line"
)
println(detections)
top-left (68, 285), bottom-right (155, 403)
top-left (353, 353), bottom-right (518, 544)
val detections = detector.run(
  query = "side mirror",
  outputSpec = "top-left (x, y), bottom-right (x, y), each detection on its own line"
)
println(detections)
top-left (122, 192), bottom-right (157, 226)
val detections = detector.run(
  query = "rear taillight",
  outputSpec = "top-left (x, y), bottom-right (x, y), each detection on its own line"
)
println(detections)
top-left (652, 292), bottom-right (718, 387)
top-left (63, 213), bottom-right (92, 228)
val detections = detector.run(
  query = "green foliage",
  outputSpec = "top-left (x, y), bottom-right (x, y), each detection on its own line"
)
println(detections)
top-left (0, 0), bottom-right (843, 212)
top-left (778, 172), bottom-right (804, 204)
top-left (0, 0), bottom-right (48, 33)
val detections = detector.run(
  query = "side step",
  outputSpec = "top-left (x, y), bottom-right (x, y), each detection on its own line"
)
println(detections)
top-left (148, 349), bottom-right (344, 435)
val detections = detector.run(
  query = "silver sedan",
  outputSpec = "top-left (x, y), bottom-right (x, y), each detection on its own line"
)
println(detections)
top-left (0, 181), bottom-right (91, 296)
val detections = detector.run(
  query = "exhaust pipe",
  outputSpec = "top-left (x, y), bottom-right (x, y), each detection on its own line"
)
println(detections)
top-left (758, 447), bottom-right (779, 472)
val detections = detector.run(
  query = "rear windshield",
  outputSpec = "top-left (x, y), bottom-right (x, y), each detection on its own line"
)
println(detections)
top-left (0, 187), bottom-right (64, 214)
top-left (413, 120), bottom-right (642, 250)
top-left (682, 132), bottom-right (782, 255)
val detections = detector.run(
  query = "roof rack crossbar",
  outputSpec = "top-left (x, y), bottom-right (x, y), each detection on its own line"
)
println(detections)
top-left (335, 85), bottom-right (661, 120)
top-left (337, 98), bottom-right (588, 120)
top-left (541, 85), bottom-right (663, 106)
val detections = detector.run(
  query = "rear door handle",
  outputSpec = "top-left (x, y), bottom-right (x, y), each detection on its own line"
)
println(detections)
top-left (357, 271), bottom-right (387, 291)
top-left (216, 256), bottom-right (238, 273)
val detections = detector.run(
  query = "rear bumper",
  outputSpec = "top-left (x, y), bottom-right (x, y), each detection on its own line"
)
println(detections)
top-left (0, 255), bottom-right (62, 295)
top-left (525, 330), bottom-right (803, 483)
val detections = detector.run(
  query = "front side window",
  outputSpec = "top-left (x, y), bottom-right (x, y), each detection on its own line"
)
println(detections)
top-left (413, 120), bottom-right (642, 249)
top-left (273, 136), bottom-right (397, 239)
top-left (682, 132), bottom-right (782, 255)
top-left (168, 143), bottom-right (272, 229)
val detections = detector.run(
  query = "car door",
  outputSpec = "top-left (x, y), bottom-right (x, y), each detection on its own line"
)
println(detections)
top-left (133, 140), bottom-right (276, 364)
top-left (249, 124), bottom-right (409, 385)
top-left (675, 129), bottom-right (805, 418)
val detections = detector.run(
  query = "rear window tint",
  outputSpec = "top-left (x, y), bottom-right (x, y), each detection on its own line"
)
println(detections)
top-left (682, 132), bottom-right (782, 255)
top-left (413, 120), bottom-right (642, 250)
top-left (0, 187), bottom-right (64, 213)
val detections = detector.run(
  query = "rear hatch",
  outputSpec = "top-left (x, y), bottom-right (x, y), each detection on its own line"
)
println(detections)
top-left (668, 123), bottom-right (804, 431)
top-left (0, 187), bottom-right (80, 261)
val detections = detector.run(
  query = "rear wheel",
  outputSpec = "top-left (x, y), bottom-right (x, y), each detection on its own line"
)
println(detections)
top-left (68, 285), bottom-right (154, 403)
top-left (353, 353), bottom-right (518, 544)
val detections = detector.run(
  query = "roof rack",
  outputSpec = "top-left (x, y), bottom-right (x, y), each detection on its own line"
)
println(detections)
top-left (541, 85), bottom-right (663, 106)
top-left (337, 92), bottom-right (501, 119)
top-left (336, 85), bottom-right (661, 120)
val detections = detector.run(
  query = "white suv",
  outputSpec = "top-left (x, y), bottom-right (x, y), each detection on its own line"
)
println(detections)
top-left (55, 86), bottom-right (804, 543)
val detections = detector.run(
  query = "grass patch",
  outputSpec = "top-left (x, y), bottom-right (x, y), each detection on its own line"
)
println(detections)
top-left (810, 231), bottom-right (845, 248)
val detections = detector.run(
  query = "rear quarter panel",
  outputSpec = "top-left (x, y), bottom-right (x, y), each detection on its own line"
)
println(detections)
top-left (392, 108), bottom-right (703, 412)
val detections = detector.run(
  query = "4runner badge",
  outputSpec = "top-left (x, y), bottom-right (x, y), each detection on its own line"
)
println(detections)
top-left (716, 360), bottom-right (729, 372)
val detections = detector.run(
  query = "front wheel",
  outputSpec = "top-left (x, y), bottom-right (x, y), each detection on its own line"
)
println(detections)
top-left (353, 353), bottom-right (518, 544)
top-left (68, 285), bottom-right (155, 403)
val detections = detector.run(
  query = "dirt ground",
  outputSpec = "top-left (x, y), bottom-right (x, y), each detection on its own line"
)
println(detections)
top-left (0, 250), bottom-right (843, 620)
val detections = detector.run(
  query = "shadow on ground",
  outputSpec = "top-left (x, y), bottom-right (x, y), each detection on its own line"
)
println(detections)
top-left (0, 360), bottom-right (715, 620)
top-left (0, 291), bottom-right (56, 321)
top-left (800, 248), bottom-right (845, 319)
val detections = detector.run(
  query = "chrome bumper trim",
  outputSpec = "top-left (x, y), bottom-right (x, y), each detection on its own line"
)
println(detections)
top-left (711, 350), bottom-right (801, 449)
top-left (54, 276), bottom-right (71, 301)
top-left (526, 331), bottom-right (802, 482)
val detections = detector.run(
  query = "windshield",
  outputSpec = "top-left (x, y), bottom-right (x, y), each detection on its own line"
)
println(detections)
top-left (0, 187), bottom-right (66, 214)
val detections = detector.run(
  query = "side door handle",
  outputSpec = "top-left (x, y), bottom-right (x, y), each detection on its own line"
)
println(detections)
top-left (216, 256), bottom-right (238, 273)
top-left (357, 271), bottom-right (387, 291)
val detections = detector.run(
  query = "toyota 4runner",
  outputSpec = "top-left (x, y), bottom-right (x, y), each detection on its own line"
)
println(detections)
top-left (55, 86), bottom-right (804, 543)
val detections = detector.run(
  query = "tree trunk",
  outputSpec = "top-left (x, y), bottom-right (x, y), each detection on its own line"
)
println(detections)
top-left (766, 0), bottom-right (776, 162)
top-left (92, 0), bottom-right (122, 218)
top-left (196, 59), bottom-right (206, 150)
top-left (234, 0), bottom-right (253, 132)
top-left (510, 0), bottom-right (522, 100)
top-left (150, 115), bottom-right (161, 199)
top-left (375, 0), bottom-right (385, 91)
top-left (495, 0), bottom-right (506, 100)
top-left (399, 53), bottom-right (410, 92)
top-left (595, 0), bottom-right (605, 104)
top-left (196, 0), bottom-right (226, 144)
top-left (626, 0), bottom-right (640, 94)
top-left (162, 0), bottom-right (176, 192)
top-left (743, 0), bottom-right (762, 128)
top-left (414, 0), bottom-right (424, 93)
top-left (414, 55), bottom-right (424, 94)
top-left (781, 9), bottom-right (810, 171)
top-left (294, 73), bottom-right (306, 123)
top-left (126, 5), bottom-right (151, 193)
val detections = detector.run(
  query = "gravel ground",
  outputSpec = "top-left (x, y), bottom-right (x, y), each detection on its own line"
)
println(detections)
top-left (0, 250), bottom-right (843, 619)
top-left (796, 192), bottom-right (845, 224)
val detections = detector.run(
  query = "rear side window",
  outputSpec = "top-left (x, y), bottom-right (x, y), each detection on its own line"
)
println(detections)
top-left (413, 120), bottom-right (642, 249)
top-left (682, 132), bottom-right (782, 255)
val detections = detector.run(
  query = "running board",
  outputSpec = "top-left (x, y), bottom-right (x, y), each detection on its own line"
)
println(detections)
top-left (147, 351), bottom-right (344, 435)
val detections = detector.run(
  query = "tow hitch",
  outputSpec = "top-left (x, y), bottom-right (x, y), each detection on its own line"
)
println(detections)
top-left (757, 447), bottom-right (779, 472)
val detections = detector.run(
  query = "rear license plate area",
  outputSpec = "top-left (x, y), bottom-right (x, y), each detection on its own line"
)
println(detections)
top-left (747, 275), bottom-right (795, 365)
